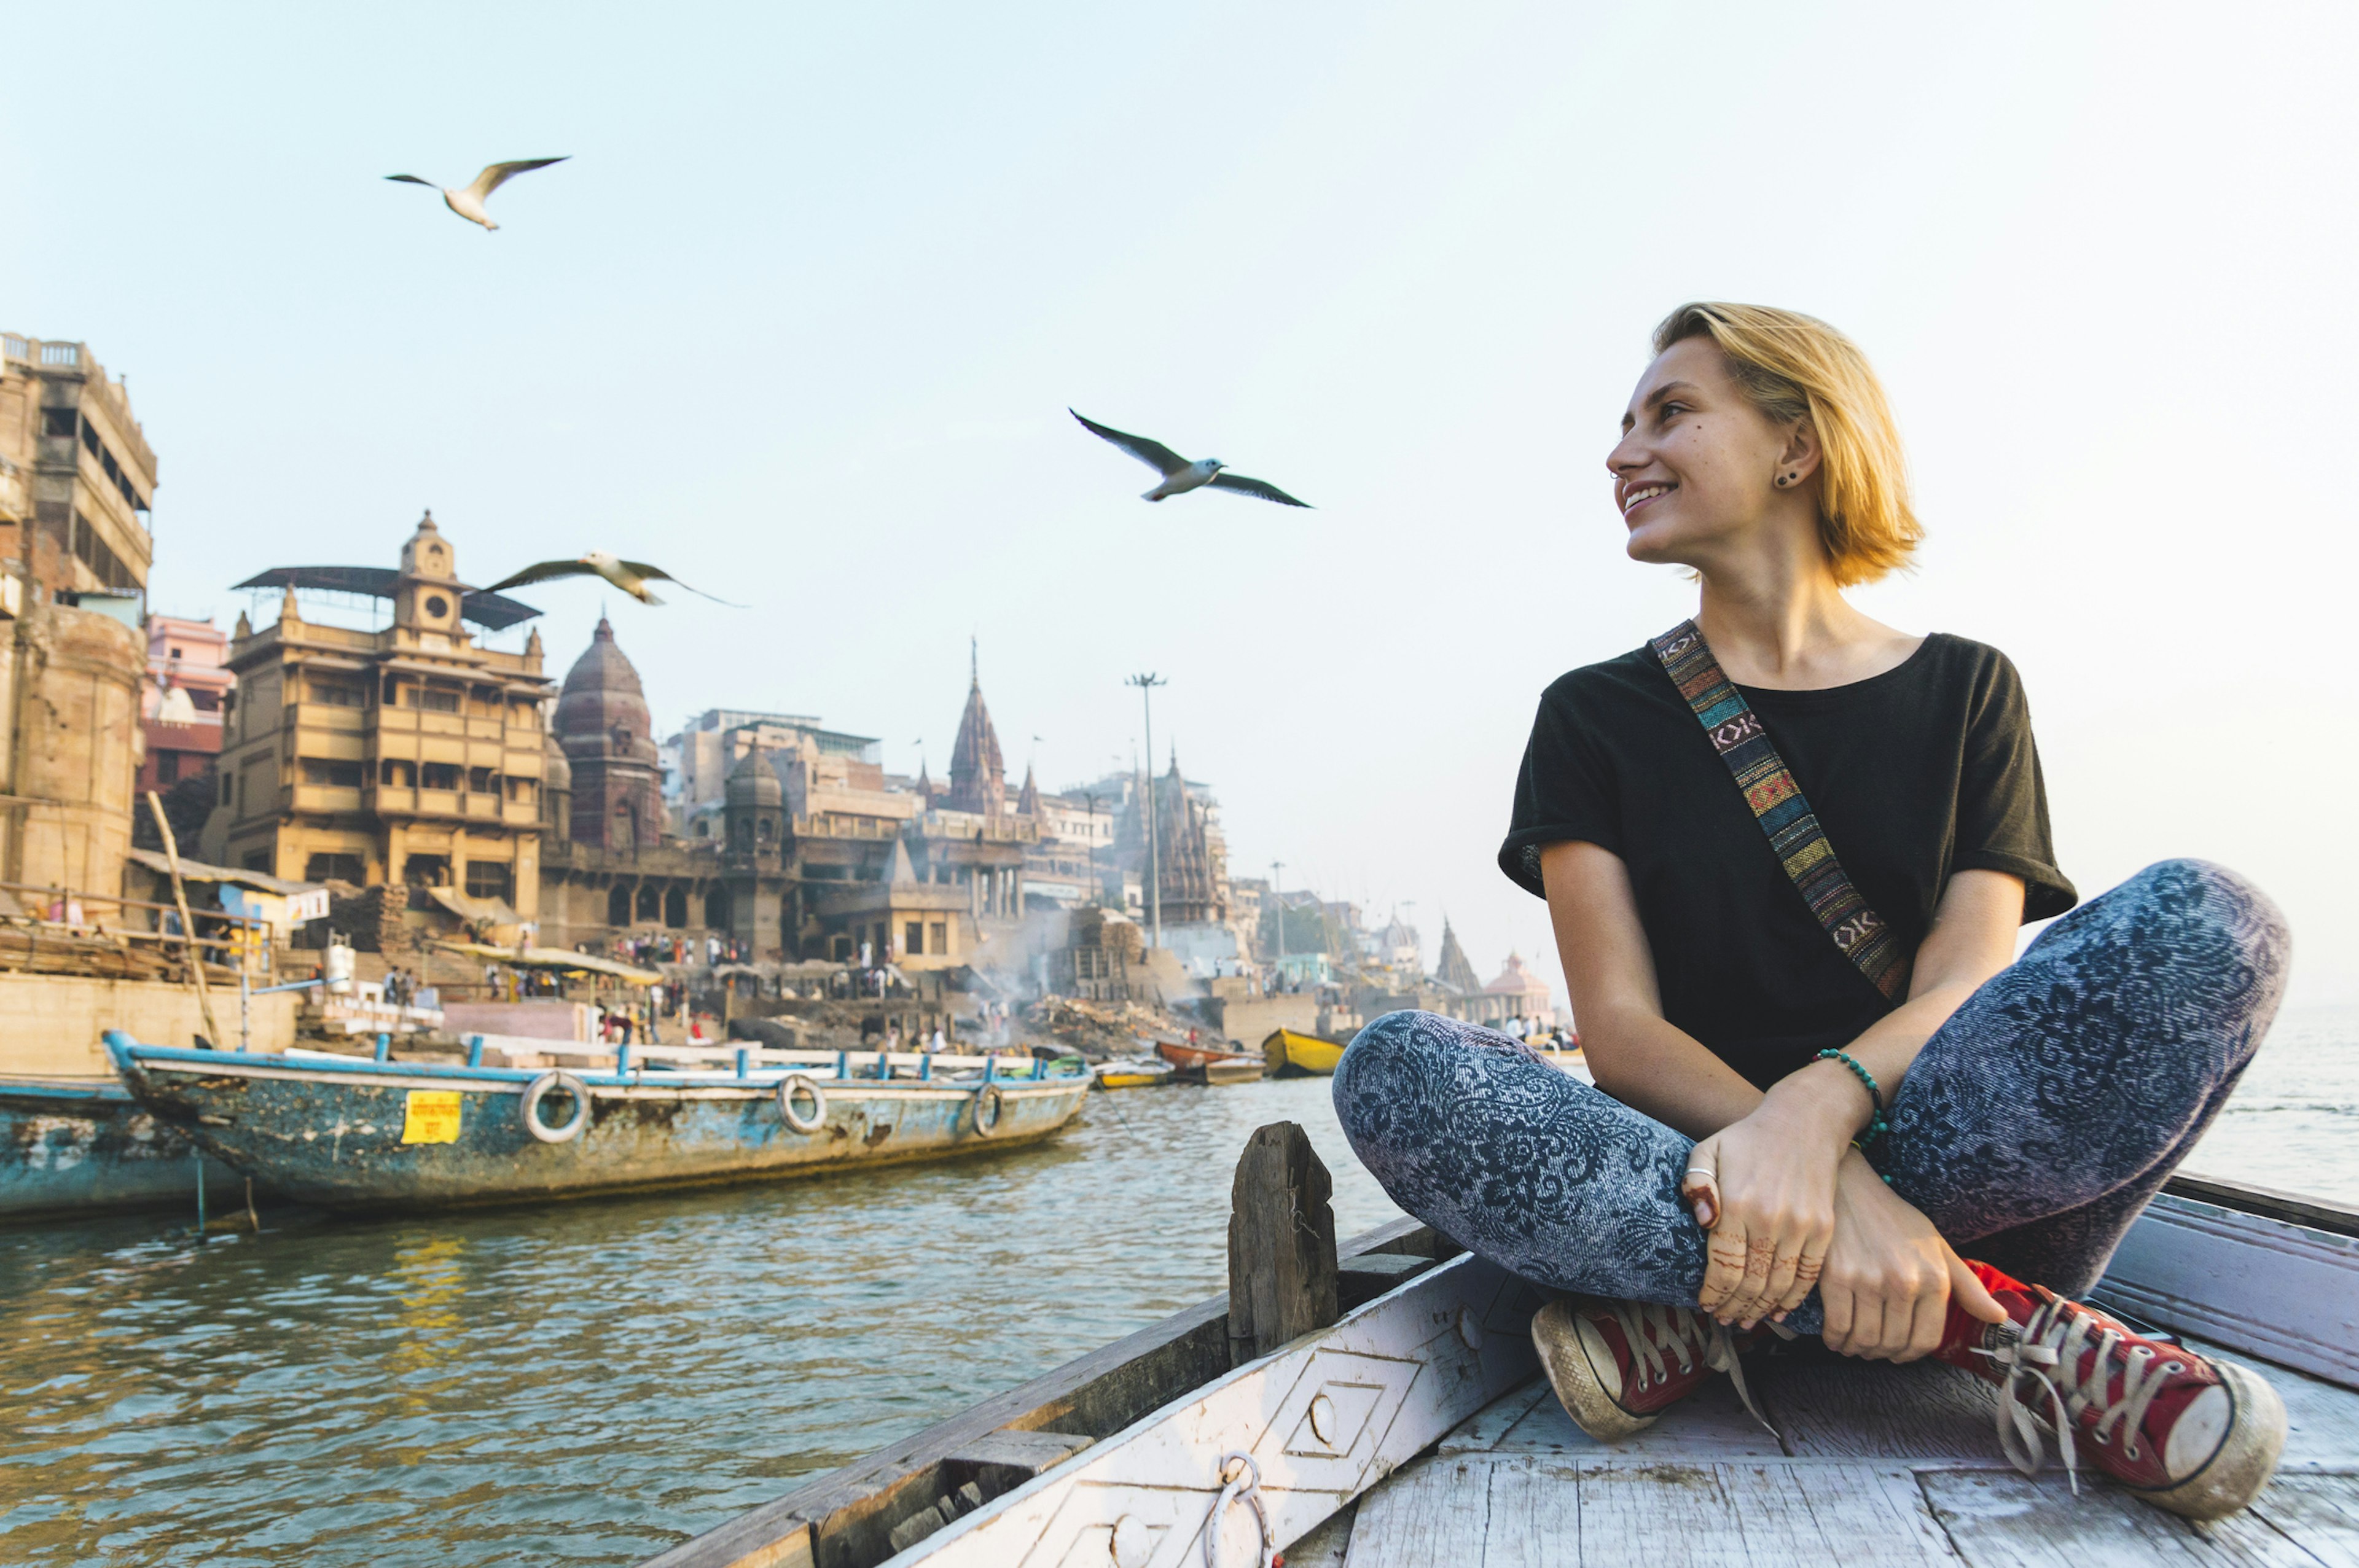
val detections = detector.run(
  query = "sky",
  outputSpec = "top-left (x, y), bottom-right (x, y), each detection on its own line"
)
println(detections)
top-left (7, 2), bottom-right (2357, 1008)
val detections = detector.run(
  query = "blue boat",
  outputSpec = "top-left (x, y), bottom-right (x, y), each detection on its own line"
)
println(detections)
top-left (103, 1033), bottom-right (1095, 1213)
top-left (1, 1077), bottom-right (246, 1222)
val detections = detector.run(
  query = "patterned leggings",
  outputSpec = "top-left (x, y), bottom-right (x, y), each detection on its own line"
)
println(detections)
top-left (1332, 860), bottom-right (2290, 1334)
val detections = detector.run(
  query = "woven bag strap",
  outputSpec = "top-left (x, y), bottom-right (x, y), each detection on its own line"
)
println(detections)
top-left (1650, 620), bottom-right (1911, 1001)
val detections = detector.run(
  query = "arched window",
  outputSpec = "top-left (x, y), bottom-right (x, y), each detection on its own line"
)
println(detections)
top-left (705, 889), bottom-right (732, 930)
top-left (606, 884), bottom-right (631, 925)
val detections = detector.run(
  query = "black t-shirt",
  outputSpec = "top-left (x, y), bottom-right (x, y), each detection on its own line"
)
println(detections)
top-left (1499, 633), bottom-right (2075, 1088)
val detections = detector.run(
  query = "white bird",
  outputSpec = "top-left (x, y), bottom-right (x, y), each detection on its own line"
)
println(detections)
top-left (385, 157), bottom-right (569, 230)
top-left (480, 552), bottom-right (743, 607)
top-left (1069, 410), bottom-right (1312, 507)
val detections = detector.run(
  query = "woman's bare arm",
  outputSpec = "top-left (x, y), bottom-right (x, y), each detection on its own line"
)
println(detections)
top-left (1540, 839), bottom-right (1762, 1139)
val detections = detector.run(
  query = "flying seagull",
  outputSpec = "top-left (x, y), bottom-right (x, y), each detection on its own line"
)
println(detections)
top-left (480, 552), bottom-right (743, 607)
top-left (385, 157), bottom-right (569, 230)
top-left (1068, 410), bottom-right (1311, 507)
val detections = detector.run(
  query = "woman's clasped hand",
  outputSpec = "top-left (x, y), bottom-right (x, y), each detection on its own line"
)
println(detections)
top-left (1680, 1068), bottom-right (2001, 1361)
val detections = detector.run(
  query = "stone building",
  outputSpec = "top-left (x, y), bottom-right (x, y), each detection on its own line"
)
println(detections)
top-left (0, 334), bottom-right (157, 896)
top-left (534, 628), bottom-right (790, 954)
top-left (1473, 951), bottom-right (1557, 1031)
top-left (1434, 917), bottom-right (1481, 993)
top-left (941, 652), bottom-right (1006, 818)
top-left (0, 333), bottom-right (155, 606)
top-left (810, 835), bottom-right (974, 970)
top-left (557, 618), bottom-right (663, 851)
top-left (667, 707), bottom-right (877, 841)
top-left (211, 515), bottom-right (552, 909)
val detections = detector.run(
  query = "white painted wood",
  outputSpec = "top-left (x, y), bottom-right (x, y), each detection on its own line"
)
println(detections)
top-left (2100, 1195), bottom-right (2359, 1391)
top-left (1279, 1500), bottom-right (1356, 1568)
top-left (1915, 1467), bottom-right (2319, 1567)
top-left (1474, 1458), bottom-right (1583, 1568)
top-left (1341, 1456), bottom-right (1496, 1567)
top-left (1712, 1462), bottom-right (1957, 1566)
top-left (1439, 1380), bottom-right (1550, 1454)
top-left (1763, 1354), bottom-right (2004, 1463)
top-left (1570, 1461), bottom-right (1754, 1566)
top-left (1492, 1370), bottom-right (1788, 1461)
top-left (2248, 1473), bottom-right (2359, 1568)
top-left (879, 1254), bottom-right (1541, 1567)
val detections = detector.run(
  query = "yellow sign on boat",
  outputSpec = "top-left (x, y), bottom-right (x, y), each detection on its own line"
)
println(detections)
top-left (401, 1091), bottom-right (463, 1144)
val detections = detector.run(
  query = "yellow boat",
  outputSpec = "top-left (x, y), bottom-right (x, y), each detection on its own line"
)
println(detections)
top-left (1262, 1028), bottom-right (1345, 1078)
top-left (1093, 1060), bottom-right (1172, 1090)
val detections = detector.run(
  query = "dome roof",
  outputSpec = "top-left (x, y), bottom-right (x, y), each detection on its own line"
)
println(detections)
top-left (555, 618), bottom-right (655, 762)
top-left (726, 746), bottom-right (782, 807)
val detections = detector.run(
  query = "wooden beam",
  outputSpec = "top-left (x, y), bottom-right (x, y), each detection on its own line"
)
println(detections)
top-left (1226, 1120), bottom-right (1339, 1364)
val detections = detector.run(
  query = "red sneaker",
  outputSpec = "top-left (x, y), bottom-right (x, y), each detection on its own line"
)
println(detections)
top-left (1941, 1277), bottom-right (2287, 1520)
top-left (1530, 1297), bottom-right (1766, 1441)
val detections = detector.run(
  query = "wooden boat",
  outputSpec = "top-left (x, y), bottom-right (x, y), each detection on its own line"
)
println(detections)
top-left (1, 1076), bottom-right (246, 1221)
top-left (1093, 1060), bottom-right (1173, 1091)
top-left (1156, 1039), bottom-right (1266, 1084)
top-left (1262, 1027), bottom-right (1345, 1078)
top-left (104, 1032), bottom-right (1093, 1214)
top-left (1194, 1057), bottom-right (1266, 1086)
top-left (642, 1150), bottom-right (2359, 1568)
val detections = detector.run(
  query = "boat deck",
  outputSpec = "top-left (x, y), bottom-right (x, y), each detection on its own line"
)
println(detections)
top-left (1289, 1342), bottom-right (2359, 1567)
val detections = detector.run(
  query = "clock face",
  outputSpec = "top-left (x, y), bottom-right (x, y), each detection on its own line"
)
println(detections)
top-left (424, 595), bottom-right (450, 619)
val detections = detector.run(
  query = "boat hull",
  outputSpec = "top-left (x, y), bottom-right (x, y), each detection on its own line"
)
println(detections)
top-left (1, 1078), bottom-right (246, 1222)
top-left (1156, 1040), bottom-right (1260, 1072)
top-left (1192, 1058), bottom-right (1266, 1085)
top-left (108, 1040), bottom-right (1093, 1213)
top-left (1262, 1028), bottom-right (1344, 1077)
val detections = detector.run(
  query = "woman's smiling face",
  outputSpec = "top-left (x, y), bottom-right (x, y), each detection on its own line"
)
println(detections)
top-left (1607, 335), bottom-right (1803, 569)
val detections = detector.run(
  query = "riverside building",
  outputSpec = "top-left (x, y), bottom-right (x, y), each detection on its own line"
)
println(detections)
top-left (210, 514), bottom-right (553, 911)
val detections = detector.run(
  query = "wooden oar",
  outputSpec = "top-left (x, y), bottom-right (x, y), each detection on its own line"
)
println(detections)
top-left (146, 790), bottom-right (222, 1048)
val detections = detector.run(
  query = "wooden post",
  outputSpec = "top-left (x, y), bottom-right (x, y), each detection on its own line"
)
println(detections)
top-left (1226, 1120), bottom-right (1338, 1365)
top-left (147, 790), bottom-right (224, 1048)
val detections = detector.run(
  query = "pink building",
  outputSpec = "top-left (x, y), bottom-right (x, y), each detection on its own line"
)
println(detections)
top-left (138, 615), bottom-right (232, 795)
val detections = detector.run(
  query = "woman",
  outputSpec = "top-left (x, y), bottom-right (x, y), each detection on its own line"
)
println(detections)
top-left (1334, 303), bottom-right (2291, 1521)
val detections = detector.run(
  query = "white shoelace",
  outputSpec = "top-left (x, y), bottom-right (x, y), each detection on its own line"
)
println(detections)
top-left (1976, 1299), bottom-right (2184, 1494)
top-left (1611, 1301), bottom-right (1774, 1433)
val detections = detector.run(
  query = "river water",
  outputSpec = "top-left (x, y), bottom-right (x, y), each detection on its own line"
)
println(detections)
top-left (2, 1009), bottom-right (2353, 1566)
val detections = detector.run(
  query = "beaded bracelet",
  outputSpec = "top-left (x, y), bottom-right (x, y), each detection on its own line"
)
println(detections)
top-left (1816, 1048), bottom-right (1890, 1149)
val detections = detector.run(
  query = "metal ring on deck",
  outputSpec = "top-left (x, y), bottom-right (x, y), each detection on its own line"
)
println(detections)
top-left (775, 1071), bottom-right (827, 1133)
top-left (520, 1071), bottom-right (590, 1144)
top-left (1203, 1450), bottom-right (1274, 1568)
top-left (971, 1082), bottom-right (1005, 1137)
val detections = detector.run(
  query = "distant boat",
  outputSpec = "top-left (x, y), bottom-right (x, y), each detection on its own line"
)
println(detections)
top-left (1, 1076), bottom-right (246, 1220)
top-left (1093, 1059), bottom-right (1172, 1091)
top-left (105, 1033), bottom-right (1093, 1214)
top-left (1261, 1027), bottom-right (1345, 1078)
top-left (1155, 1039), bottom-right (1266, 1085)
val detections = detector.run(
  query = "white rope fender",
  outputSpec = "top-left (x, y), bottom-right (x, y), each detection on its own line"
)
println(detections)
top-left (1202, 1450), bottom-right (1275, 1568)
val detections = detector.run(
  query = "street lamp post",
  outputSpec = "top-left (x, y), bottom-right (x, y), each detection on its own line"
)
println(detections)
top-left (1125, 673), bottom-right (1166, 950)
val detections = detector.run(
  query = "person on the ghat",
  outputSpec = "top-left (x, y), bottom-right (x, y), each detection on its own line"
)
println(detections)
top-left (1334, 302), bottom-right (2291, 1520)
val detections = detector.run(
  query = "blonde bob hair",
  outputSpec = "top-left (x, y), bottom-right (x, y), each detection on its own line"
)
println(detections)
top-left (1653, 302), bottom-right (1922, 587)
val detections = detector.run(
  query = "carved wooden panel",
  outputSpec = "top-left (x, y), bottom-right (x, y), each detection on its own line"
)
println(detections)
top-left (882, 1255), bottom-right (1540, 1567)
